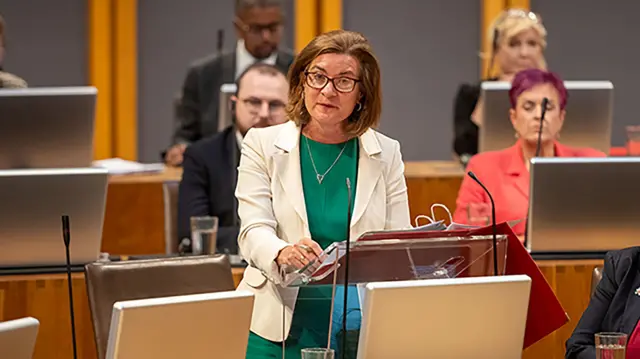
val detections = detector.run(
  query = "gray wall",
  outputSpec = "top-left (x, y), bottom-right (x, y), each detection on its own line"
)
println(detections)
top-left (343, 0), bottom-right (480, 161)
top-left (531, 0), bottom-right (639, 147)
top-left (3, 1), bottom-right (634, 159)
top-left (137, 0), bottom-right (294, 162)
top-left (0, 0), bottom-right (87, 86)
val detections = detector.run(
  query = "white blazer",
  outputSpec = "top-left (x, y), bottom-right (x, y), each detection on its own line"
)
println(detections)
top-left (235, 120), bottom-right (411, 342)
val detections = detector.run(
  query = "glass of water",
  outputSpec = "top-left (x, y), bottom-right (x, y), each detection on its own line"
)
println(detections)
top-left (466, 203), bottom-right (491, 226)
top-left (190, 216), bottom-right (218, 255)
top-left (596, 332), bottom-right (627, 359)
top-left (627, 125), bottom-right (640, 156)
top-left (301, 348), bottom-right (335, 359)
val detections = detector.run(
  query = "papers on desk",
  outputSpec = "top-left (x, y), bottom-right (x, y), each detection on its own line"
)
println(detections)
top-left (92, 158), bottom-right (165, 175)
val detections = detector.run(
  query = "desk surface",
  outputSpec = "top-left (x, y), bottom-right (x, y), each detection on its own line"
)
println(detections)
top-left (404, 161), bottom-right (464, 178)
top-left (106, 161), bottom-right (465, 184)
top-left (107, 166), bottom-right (182, 184)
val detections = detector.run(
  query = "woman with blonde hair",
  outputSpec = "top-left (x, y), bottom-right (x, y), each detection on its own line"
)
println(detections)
top-left (0, 13), bottom-right (27, 89)
top-left (235, 29), bottom-right (410, 358)
top-left (453, 8), bottom-right (546, 163)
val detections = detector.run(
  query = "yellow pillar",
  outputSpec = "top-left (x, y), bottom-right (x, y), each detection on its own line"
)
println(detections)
top-left (88, 0), bottom-right (113, 160)
top-left (113, 0), bottom-right (138, 160)
top-left (481, 0), bottom-right (507, 78)
top-left (295, 0), bottom-right (318, 52)
top-left (320, 0), bottom-right (342, 33)
top-left (507, 0), bottom-right (530, 9)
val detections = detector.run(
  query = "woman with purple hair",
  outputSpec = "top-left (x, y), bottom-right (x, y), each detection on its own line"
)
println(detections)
top-left (452, 68), bottom-right (605, 237)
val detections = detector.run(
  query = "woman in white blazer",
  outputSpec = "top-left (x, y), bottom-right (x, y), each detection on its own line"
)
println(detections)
top-left (235, 29), bottom-right (411, 358)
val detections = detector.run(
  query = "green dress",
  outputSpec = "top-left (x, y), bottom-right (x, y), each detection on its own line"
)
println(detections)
top-left (245, 135), bottom-right (359, 359)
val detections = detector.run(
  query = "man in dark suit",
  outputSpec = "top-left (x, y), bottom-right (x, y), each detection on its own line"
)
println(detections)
top-left (177, 62), bottom-right (288, 254)
top-left (165, 0), bottom-right (295, 166)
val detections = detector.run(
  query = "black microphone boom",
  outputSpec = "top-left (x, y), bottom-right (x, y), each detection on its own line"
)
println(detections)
top-left (466, 172), bottom-right (499, 276)
top-left (534, 97), bottom-right (549, 158)
top-left (341, 178), bottom-right (354, 359)
top-left (216, 29), bottom-right (224, 54)
top-left (62, 215), bottom-right (78, 359)
top-left (527, 97), bottom-right (549, 245)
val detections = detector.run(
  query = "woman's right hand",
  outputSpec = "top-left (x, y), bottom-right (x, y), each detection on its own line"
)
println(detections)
top-left (276, 238), bottom-right (323, 270)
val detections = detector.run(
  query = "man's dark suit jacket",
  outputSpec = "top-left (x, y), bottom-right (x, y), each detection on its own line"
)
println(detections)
top-left (452, 78), bottom-right (498, 158)
top-left (177, 126), bottom-right (240, 254)
top-left (173, 49), bottom-right (295, 145)
top-left (566, 247), bottom-right (640, 358)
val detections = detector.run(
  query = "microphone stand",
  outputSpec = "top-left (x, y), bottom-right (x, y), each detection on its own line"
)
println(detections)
top-left (525, 97), bottom-right (549, 246)
top-left (62, 215), bottom-right (78, 359)
top-left (534, 98), bottom-right (549, 158)
top-left (341, 178), bottom-right (354, 359)
top-left (466, 172), bottom-right (498, 276)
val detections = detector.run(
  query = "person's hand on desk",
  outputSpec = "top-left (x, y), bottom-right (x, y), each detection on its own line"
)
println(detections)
top-left (276, 238), bottom-right (323, 270)
top-left (165, 144), bottom-right (187, 167)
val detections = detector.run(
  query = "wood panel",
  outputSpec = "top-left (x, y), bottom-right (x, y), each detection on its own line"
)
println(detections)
top-left (113, 0), bottom-right (139, 160)
top-left (88, 0), bottom-right (114, 160)
top-left (522, 259), bottom-right (602, 359)
top-left (101, 168), bottom-right (182, 256)
top-left (101, 181), bottom-right (166, 255)
top-left (0, 267), bottom-right (245, 359)
top-left (0, 273), bottom-right (97, 359)
top-left (295, 0), bottom-right (318, 52)
top-left (404, 161), bottom-right (463, 222)
top-left (0, 260), bottom-right (600, 358)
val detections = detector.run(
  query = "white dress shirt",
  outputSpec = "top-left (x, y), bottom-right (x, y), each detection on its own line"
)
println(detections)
top-left (234, 39), bottom-right (278, 79)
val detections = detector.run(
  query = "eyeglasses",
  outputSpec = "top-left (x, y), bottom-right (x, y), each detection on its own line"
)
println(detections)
top-left (239, 97), bottom-right (286, 114)
top-left (234, 17), bottom-right (283, 36)
top-left (304, 71), bottom-right (360, 93)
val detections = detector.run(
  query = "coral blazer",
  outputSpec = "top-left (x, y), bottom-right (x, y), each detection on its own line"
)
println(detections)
top-left (452, 141), bottom-right (606, 235)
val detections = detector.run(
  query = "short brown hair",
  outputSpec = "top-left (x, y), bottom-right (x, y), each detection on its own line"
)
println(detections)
top-left (235, 62), bottom-right (285, 95)
top-left (286, 30), bottom-right (382, 137)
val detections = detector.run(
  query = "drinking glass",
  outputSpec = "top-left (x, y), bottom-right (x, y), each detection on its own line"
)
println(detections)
top-left (301, 348), bottom-right (335, 359)
top-left (626, 125), bottom-right (640, 156)
top-left (466, 203), bottom-right (491, 226)
top-left (190, 216), bottom-right (218, 255)
top-left (595, 332), bottom-right (627, 359)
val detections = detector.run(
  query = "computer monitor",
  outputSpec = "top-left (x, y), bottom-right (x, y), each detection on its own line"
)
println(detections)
top-left (217, 83), bottom-right (237, 133)
top-left (357, 275), bottom-right (531, 359)
top-left (528, 157), bottom-right (640, 254)
top-left (0, 317), bottom-right (39, 359)
top-left (0, 86), bottom-right (97, 169)
top-left (106, 291), bottom-right (255, 359)
top-left (0, 167), bottom-right (108, 270)
top-left (480, 81), bottom-right (613, 154)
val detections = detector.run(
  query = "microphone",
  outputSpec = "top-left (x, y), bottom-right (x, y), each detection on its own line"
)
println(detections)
top-left (525, 97), bottom-right (549, 246)
top-left (466, 172), bottom-right (499, 276)
top-left (340, 177), bottom-right (354, 359)
top-left (230, 116), bottom-right (240, 255)
top-left (534, 97), bottom-right (549, 158)
top-left (61, 215), bottom-right (78, 359)
top-left (216, 29), bottom-right (224, 54)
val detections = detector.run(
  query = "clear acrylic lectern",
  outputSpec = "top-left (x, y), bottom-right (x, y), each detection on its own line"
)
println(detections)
top-left (267, 231), bottom-right (508, 359)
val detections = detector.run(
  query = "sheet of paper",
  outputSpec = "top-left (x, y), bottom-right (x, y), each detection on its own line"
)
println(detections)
top-left (92, 158), bottom-right (165, 175)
